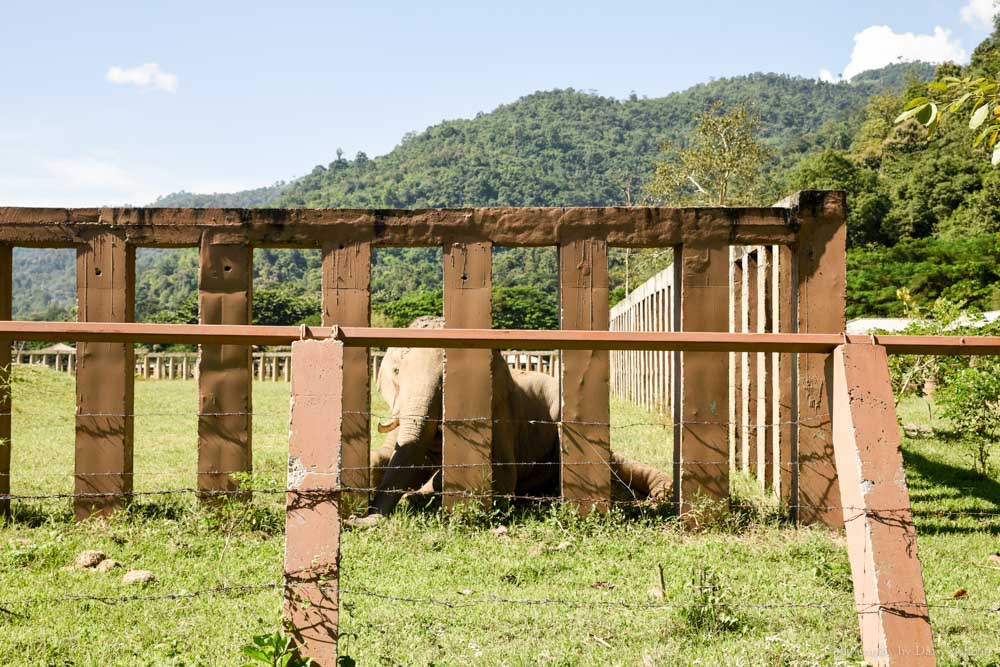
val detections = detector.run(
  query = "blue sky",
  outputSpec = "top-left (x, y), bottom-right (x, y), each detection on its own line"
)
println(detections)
top-left (0, 0), bottom-right (996, 206)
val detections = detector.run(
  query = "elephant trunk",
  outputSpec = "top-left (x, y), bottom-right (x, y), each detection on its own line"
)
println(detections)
top-left (610, 453), bottom-right (671, 501)
top-left (368, 385), bottom-right (441, 517)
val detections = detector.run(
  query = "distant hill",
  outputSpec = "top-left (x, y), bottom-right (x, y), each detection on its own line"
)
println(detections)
top-left (149, 182), bottom-right (288, 208)
top-left (13, 63), bottom-right (933, 320)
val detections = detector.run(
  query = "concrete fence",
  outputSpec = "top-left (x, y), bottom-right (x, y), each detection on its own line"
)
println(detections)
top-left (0, 192), bottom-right (844, 524)
top-left (610, 266), bottom-right (674, 414)
top-left (10, 347), bottom-right (559, 383)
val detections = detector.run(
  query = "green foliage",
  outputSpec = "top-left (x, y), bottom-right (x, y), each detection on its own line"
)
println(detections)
top-left (272, 72), bottom-right (912, 210)
top-left (940, 365), bottom-right (1000, 474)
top-left (370, 248), bottom-right (442, 307)
top-left (151, 182), bottom-right (288, 208)
top-left (896, 73), bottom-right (1000, 166)
top-left (252, 288), bottom-right (320, 326)
top-left (884, 291), bottom-right (962, 403)
top-left (846, 234), bottom-right (1000, 319)
top-left (241, 630), bottom-right (315, 667)
top-left (785, 149), bottom-right (891, 246)
top-left (146, 294), bottom-right (198, 325)
top-left (377, 290), bottom-right (442, 327)
top-left (647, 103), bottom-right (773, 205)
top-left (885, 291), bottom-right (1000, 474)
top-left (376, 286), bottom-right (557, 329)
top-left (679, 568), bottom-right (745, 636)
top-left (12, 248), bottom-right (76, 321)
top-left (491, 286), bottom-right (558, 329)
top-left (607, 248), bottom-right (674, 302)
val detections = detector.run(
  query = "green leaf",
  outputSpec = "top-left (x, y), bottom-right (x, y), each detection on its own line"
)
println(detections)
top-left (927, 114), bottom-right (942, 137)
top-left (915, 103), bottom-right (937, 126)
top-left (948, 92), bottom-right (972, 113)
top-left (973, 124), bottom-right (995, 147)
top-left (895, 103), bottom-right (929, 124)
top-left (903, 96), bottom-right (931, 111)
top-left (970, 103), bottom-right (990, 130)
top-left (241, 647), bottom-right (270, 663)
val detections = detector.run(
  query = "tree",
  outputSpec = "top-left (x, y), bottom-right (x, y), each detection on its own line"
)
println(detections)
top-left (492, 286), bottom-right (558, 329)
top-left (608, 167), bottom-right (672, 298)
top-left (252, 288), bottom-right (320, 326)
top-left (377, 291), bottom-right (443, 328)
top-left (646, 103), bottom-right (773, 206)
top-left (785, 149), bottom-right (891, 246)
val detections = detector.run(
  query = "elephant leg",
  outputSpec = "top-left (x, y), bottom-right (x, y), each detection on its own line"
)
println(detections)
top-left (404, 470), bottom-right (441, 509)
top-left (370, 443), bottom-right (395, 490)
top-left (610, 453), bottom-right (670, 501)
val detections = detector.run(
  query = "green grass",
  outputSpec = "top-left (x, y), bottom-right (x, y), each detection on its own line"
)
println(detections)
top-left (1, 368), bottom-right (998, 665)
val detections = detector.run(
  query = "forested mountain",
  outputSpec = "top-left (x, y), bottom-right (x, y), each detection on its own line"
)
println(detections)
top-left (149, 182), bottom-right (288, 208)
top-left (790, 21), bottom-right (1000, 317)
top-left (11, 60), bottom-right (941, 323)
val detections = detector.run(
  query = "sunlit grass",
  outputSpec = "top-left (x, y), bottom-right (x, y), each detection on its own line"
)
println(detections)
top-left (1, 369), bottom-right (998, 665)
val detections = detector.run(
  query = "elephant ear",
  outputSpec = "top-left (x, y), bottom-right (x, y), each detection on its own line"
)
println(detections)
top-left (490, 350), bottom-right (514, 412)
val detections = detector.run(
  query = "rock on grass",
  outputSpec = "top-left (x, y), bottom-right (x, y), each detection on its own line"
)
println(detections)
top-left (95, 559), bottom-right (121, 573)
top-left (74, 550), bottom-right (106, 569)
top-left (122, 569), bottom-right (156, 585)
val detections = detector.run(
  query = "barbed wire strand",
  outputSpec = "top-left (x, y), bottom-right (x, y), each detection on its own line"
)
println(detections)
top-left (3, 485), bottom-right (999, 519)
top-left (0, 582), bottom-right (996, 616)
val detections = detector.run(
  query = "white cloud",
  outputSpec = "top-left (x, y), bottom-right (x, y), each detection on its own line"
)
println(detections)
top-left (43, 156), bottom-right (145, 192)
top-left (0, 149), bottom-right (164, 207)
top-left (105, 63), bottom-right (178, 93)
top-left (820, 25), bottom-right (967, 83)
top-left (819, 69), bottom-right (838, 84)
top-left (961, 0), bottom-right (999, 30)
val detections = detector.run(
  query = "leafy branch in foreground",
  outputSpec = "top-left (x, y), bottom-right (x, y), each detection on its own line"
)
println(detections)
top-left (896, 75), bottom-right (1000, 165)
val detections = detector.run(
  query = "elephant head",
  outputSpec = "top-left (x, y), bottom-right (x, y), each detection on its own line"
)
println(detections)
top-left (369, 317), bottom-right (446, 516)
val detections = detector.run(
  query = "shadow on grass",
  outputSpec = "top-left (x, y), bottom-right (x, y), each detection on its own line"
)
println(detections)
top-left (903, 448), bottom-right (1000, 535)
top-left (1, 501), bottom-right (73, 527)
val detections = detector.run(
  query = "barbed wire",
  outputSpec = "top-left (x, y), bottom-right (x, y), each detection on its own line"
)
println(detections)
top-left (0, 407), bottom-right (833, 428)
top-left (2, 484), bottom-right (999, 519)
top-left (0, 456), bottom-right (851, 480)
top-left (1, 581), bottom-right (997, 616)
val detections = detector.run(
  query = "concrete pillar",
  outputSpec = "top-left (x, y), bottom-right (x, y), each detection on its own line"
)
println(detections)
top-left (560, 237), bottom-right (611, 511)
top-left (0, 246), bottom-right (11, 516)
top-left (75, 227), bottom-right (135, 519)
top-left (795, 192), bottom-right (847, 526)
top-left (321, 241), bottom-right (371, 507)
top-left (833, 343), bottom-right (935, 666)
top-left (443, 241), bottom-right (493, 508)
top-left (675, 218), bottom-right (729, 511)
top-left (197, 235), bottom-right (252, 497)
top-left (285, 338), bottom-right (342, 664)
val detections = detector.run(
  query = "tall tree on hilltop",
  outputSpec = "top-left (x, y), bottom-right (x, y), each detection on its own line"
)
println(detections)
top-left (646, 103), bottom-right (773, 206)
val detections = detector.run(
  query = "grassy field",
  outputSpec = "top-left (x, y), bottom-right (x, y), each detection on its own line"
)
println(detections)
top-left (1, 366), bottom-right (998, 665)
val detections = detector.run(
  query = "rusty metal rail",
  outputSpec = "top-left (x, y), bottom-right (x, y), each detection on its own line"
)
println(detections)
top-left (3, 320), bottom-right (1000, 354)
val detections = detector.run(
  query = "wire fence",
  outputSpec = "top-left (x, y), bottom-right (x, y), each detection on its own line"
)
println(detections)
top-left (4, 404), bottom-right (998, 514)
top-left (3, 380), bottom-right (1000, 663)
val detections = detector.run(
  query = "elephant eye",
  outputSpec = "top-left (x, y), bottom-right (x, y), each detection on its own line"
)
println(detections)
top-left (393, 368), bottom-right (399, 375)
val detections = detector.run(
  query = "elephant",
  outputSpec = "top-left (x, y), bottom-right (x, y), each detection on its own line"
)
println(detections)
top-left (354, 316), bottom-right (670, 525)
